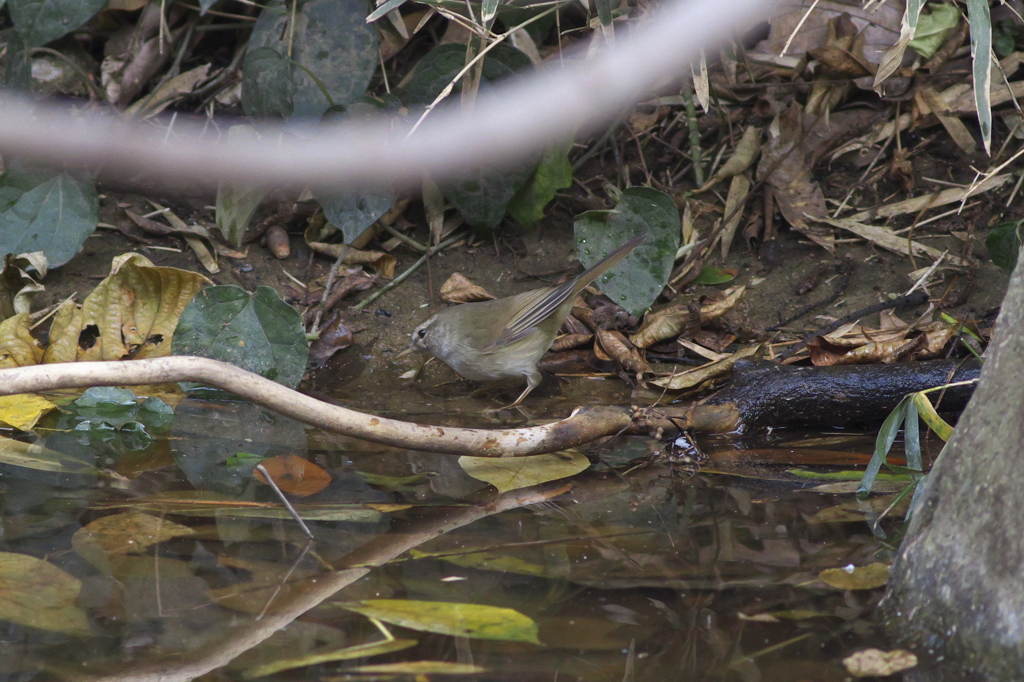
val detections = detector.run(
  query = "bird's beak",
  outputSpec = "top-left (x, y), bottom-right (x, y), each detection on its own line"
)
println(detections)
top-left (395, 344), bottom-right (416, 359)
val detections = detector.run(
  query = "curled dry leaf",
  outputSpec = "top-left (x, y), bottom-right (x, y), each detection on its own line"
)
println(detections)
top-left (309, 312), bottom-right (355, 366)
top-left (0, 315), bottom-right (43, 369)
top-left (632, 286), bottom-right (745, 349)
top-left (440, 273), bottom-right (495, 303)
top-left (596, 329), bottom-right (648, 375)
top-left (550, 333), bottom-right (593, 352)
top-left (631, 304), bottom-right (699, 349)
top-left (652, 344), bottom-right (761, 391)
top-left (308, 242), bottom-right (397, 278)
top-left (699, 125), bottom-right (761, 192)
top-left (808, 335), bottom-right (921, 365)
top-left (757, 103), bottom-right (833, 251)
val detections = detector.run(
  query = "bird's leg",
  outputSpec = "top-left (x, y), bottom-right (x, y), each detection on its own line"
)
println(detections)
top-left (503, 370), bottom-right (543, 409)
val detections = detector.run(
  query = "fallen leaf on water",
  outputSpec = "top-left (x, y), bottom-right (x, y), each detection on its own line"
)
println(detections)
top-left (339, 599), bottom-right (540, 643)
top-left (341, 661), bottom-right (486, 675)
top-left (254, 454), bottom-right (333, 497)
top-left (459, 450), bottom-right (590, 493)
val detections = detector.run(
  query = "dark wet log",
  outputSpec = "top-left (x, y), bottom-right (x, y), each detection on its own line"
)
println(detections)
top-left (884, 255), bottom-right (1024, 679)
top-left (705, 358), bottom-right (980, 432)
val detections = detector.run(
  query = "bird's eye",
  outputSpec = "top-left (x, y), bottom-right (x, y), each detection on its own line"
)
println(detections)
top-left (417, 328), bottom-right (427, 338)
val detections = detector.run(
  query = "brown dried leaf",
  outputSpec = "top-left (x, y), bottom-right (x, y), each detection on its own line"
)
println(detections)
top-left (550, 333), bottom-right (593, 352)
top-left (308, 243), bottom-right (397, 278)
top-left (808, 335), bottom-right (920, 365)
top-left (700, 285), bottom-right (746, 321)
top-left (652, 344), bottom-right (760, 391)
top-left (699, 126), bottom-right (761, 192)
top-left (440, 273), bottom-right (495, 303)
top-left (596, 330), bottom-right (648, 375)
top-left (758, 104), bottom-right (833, 251)
top-left (631, 304), bottom-right (698, 349)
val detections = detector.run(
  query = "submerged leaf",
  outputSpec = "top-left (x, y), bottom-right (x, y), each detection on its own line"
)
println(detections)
top-left (242, 639), bottom-right (418, 678)
top-left (0, 552), bottom-right (90, 635)
top-left (819, 562), bottom-right (890, 589)
top-left (340, 599), bottom-right (540, 643)
top-left (254, 454), bottom-right (332, 497)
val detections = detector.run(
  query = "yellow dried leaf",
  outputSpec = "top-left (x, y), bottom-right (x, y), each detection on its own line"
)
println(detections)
top-left (43, 254), bottom-right (210, 363)
top-left (0, 314), bottom-right (42, 368)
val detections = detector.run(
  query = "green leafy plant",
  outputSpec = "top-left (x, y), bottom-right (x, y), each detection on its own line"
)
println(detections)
top-left (858, 381), bottom-right (974, 521)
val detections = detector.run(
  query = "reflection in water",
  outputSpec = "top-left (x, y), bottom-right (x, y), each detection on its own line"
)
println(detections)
top-left (0, 406), bottom-right (905, 682)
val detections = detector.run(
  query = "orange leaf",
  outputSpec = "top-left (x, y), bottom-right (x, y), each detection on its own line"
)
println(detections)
top-left (253, 455), bottom-right (331, 497)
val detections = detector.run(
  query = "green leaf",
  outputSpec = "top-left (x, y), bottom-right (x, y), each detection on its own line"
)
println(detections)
top-left (574, 187), bottom-right (680, 316)
top-left (507, 141), bottom-right (573, 227)
top-left (403, 43), bottom-right (532, 105)
top-left (241, 48), bottom-right (295, 119)
top-left (4, 30), bottom-right (30, 90)
top-left (986, 220), bottom-right (1021, 274)
top-left (171, 285), bottom-right (309, 388)
top-left (8, 0), bottom-right (106, 46)
top-left (967, 0), bottom-right (992, 153)
top-left (340, 600), bottom-right (540, 643)
top-left (245, 0), bottom-right (379, 119)
top-left (908, 3), bottom-right (960, 59)
top-left (316, 186), bottom-right (394, 244)
top-left (0, 172), bottom-right (98, 267)
top-left (443, 165), bottom-right (534, 233)
top-left (216, 126), bottom-right (269, 247)
top-left (458, 450), bottom-right (591, 493)
top-left (857, 395), bottom-right (910, 498)
top-left (367, 0), bottom-right (408, 22)
top-left (692, 265), bottom-right (736, 285)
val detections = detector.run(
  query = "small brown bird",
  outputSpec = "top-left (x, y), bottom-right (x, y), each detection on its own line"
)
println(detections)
top-left (411, 234), bottom-right (645, 407)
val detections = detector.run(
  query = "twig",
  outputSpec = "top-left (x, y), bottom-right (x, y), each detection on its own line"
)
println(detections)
top-left (255, 464), bottom-right (315, 539)
top-left (353, 232), bottom-right (465, 312)
top-left (0, 356), bottom-right (634, 457)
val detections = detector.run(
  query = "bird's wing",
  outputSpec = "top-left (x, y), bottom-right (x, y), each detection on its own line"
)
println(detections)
top-left (485, 282), bottom-right (575, 350)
